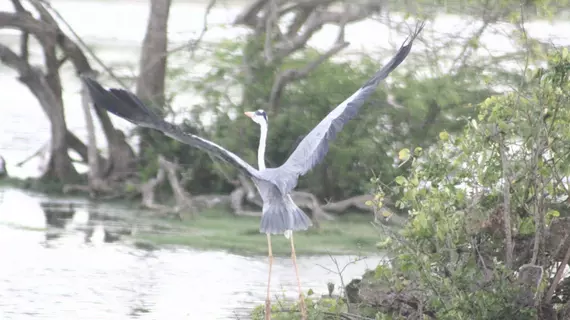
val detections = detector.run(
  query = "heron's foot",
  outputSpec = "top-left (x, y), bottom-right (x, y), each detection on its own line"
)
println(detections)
top-left (265, 298), bottom-right (271, 320)
top-left (298, 293), bottom-right (307, 320)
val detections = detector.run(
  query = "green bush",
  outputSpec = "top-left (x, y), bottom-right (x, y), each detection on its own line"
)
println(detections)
top-left (366, 48), bottom-right (570, 319)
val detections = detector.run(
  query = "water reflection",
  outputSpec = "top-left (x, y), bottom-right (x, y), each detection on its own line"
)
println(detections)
top-left (0, 187), bottom-right (381, 319)
top-left (0, 188), bottom-right (47, 230)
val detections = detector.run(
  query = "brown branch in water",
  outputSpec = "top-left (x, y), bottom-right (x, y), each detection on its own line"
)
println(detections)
top-left (128, 155), bottom-right (195, 218)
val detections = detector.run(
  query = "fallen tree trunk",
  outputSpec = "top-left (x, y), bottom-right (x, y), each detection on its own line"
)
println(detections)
top-left (322, 194), bottom-right (374, 213)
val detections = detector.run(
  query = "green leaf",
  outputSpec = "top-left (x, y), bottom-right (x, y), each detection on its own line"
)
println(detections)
top-left (395, 176), bottom-right (407, 185)
top-left (414, 147), bottom-right (423, 156)
top-left (471, 119), bottom-right (478, 130)
top-left (439, 131), bottom-right (449, 141)
top-left (399, 148), bottom-right (411, 161)
top-left (547, 210), bottom-right (560, 218)
top-left (376, 237), bottom-right (393, 249)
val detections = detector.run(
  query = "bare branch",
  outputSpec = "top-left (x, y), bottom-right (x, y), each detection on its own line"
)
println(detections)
top-left (268, 38), bottom-right (348, 109)
top-left (33, 1), bottom-right (127, 87)
top-left (283, 5), bottom-right (316, 38)
top-left (263, 0), bottom-right (278, 63)
top-left (544, 235), bottom-right (570, 304)
top-left (233, 0), bottom-right (267, 26)
top-left (167, 0), bottom-right (217, 58)
top-left (10, 0), bottom-right (26, 12)
top-left (272, 2), bottom-right (381, 61)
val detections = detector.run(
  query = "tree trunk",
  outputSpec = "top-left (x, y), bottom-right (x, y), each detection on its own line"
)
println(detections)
top-left (80, 75), bottom-right (106, 195)
top-left (0, 38), bottom-right (80, 183)
top-left (27, 67), bottom-right (79, 183)
top-left (135, 0), bottom-right (172, 164)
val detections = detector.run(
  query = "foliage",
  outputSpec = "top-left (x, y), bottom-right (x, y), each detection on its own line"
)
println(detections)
top-left (250, 291), bottom-right (348, 320)
top-left (366, 48), bottom-right (570, 319)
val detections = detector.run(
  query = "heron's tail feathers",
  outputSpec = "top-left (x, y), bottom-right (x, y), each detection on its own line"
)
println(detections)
top-left (81, 76), bottom-right (161, 127)
top-left (260, 197), bottom-right (312, 235)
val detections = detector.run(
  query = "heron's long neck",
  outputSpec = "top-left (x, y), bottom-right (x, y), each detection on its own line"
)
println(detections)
top-left (258, 123), bottom-right (268, 170)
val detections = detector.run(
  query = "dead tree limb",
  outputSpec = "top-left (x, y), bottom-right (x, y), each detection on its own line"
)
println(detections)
top-left (268, 38), bottom-right (349, 109)
top-left (0, 41), bottom-right (79, 183)
top-left (544, 242), bottom-right (570, 304)
top-left (138, 163), bottom-right (170, 212)
top-left (28, 1), bottom-right (137, 181)
top-left (158, 155), bottom-right (194, 213)
top-left (234, 0), bottom-right (383, 110)
top-left (0, 4), bottom-right (136, 186)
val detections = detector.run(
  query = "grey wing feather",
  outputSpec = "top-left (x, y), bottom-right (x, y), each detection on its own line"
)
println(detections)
top-left (274, 22), bottom-right (424, 193)
top-left (81, 76), bottom-right (262, 180)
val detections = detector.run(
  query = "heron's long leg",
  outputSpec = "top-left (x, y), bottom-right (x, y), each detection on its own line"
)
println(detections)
top-left (290, 232), bottom-right (307, 320)
top-left (265, 233), bottom-right (273, 320)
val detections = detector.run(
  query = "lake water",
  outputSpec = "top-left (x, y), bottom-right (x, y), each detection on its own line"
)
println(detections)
top-left (0, 187), bottom-right (381, 320)
top-left (0, 0), bottom-right (568, 319)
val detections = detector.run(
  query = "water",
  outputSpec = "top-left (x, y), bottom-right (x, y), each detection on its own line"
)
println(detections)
top-left (0, 0), bottom-right (569, 319)
top-left (0, 187), bottom-right (380, 319)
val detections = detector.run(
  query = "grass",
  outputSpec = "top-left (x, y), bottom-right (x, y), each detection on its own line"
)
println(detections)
top-left (133, 207), bottom-right (385, 256)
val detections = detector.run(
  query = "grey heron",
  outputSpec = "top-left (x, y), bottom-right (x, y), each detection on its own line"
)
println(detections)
top-left (82, 22), bottom-right (423, 320)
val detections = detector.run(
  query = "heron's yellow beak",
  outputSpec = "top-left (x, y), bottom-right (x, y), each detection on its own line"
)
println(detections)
top-left (244, 111), bottom-right (255, 118)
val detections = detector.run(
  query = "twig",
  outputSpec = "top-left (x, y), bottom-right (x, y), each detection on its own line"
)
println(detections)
top-left (35, 0), bottom-right (128, 88)
top-left (268, 39), bottom-right (349, 110)
top-left (167, 0), bottom-right (217, 58)
top-left (316, 253), bottom-right (367, 313)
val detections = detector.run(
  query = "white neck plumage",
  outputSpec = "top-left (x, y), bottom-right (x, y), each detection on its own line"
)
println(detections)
top-left (258, 122), bottom-right (268, 170)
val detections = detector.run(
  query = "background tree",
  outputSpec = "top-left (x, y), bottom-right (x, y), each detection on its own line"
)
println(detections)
top-left (158, 0), bottom-right (549, 216)
top-left (0, 0), bottom-right (136, 191)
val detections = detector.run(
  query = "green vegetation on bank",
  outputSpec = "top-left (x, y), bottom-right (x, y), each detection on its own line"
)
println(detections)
top-left (132, 208), bottom-right (384, 256)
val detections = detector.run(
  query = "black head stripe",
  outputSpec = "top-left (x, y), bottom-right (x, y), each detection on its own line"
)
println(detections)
top-left (256, 110), bottom-right (267, 120)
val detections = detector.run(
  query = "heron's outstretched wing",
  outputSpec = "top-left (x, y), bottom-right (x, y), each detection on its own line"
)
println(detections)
top-left (274, 22), bottom-right (424, 193)
top-left (81, 77), bottom-right (263, 180)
